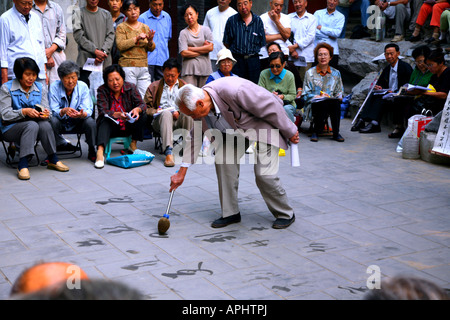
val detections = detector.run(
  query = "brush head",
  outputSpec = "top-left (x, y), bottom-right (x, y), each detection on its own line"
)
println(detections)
top-left (158, 217), bottom-right (170, 234)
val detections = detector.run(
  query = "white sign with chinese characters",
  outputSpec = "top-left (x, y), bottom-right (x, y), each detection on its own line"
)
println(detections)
top-left (431, 91), bottom-right (450, 157)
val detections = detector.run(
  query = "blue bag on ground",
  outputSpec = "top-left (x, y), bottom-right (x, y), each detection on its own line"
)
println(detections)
top-left (106, 150), bottom-right (155, 168)
top-left (340, 93), bottom-right (352, 119)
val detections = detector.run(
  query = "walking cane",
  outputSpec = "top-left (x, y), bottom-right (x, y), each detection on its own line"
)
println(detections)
top-left (352, 70), bottom-right (382, 125)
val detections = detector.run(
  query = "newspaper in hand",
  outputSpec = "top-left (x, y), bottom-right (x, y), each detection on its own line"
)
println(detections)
top-left (83, 58), bottom-right (103, 72)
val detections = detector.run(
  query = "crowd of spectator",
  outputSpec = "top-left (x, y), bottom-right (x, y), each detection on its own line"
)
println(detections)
top-left (0, 0), bottom-right (449, 180)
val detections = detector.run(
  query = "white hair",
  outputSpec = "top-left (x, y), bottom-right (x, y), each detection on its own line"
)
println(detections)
top-left (176, 84), bottom-right (205, 111)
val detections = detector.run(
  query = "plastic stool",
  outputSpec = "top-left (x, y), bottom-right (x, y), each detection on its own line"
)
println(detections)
top-left (105, 136), bottom-right (132, 159)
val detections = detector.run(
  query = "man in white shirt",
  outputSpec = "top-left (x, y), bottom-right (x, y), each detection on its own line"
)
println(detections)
top-left (144, 58), bottom-right (192, 167)
top-left (314, 0), bottom-right (345, 68)
top-left (288, 0), bottom-right (317, 82)
top-left (0, 0), bottom-right (47, 85)
top-left (32, 0), bottom-right (66, 84)
top-left (204, 0), bottom-right (237, 72)
top-left (259, 0), bottom-right (291, 70)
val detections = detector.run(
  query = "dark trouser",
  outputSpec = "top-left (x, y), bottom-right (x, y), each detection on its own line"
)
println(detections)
top-left (2, 120), bottom-right (56, 159)
top-left (361, 94), bottom-right (409, 125)
top-left (96, 113), bottom-right (147, 147)
top-left (50, 116), bottom-right (97, 148)
top-left (232, 54), bottom-right (261, 84)
top-left (79, 69), bottom-right (91, 88)
top-left (148, 65), bottom-right (163, 82)
top-left (311, 99), bottom-right (341, 137)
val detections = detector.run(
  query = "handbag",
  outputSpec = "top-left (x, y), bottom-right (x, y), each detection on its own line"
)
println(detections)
top-left (106, 150), bottom-right (155, 169)
top-left (397, 109), bottom-right (433, 154)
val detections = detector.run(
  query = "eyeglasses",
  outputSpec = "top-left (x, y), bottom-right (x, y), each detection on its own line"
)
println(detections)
top-left (415, 59), bottom-right (426, 65)
top-left (317, 53), bottom-right (330, 57)
top-left (269, 64), bottom-right (282, 69)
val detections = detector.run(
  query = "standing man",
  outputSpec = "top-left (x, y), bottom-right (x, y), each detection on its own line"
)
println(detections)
top-left (336, 0), bottom-right (370, 38)
top-left (204, 0), bottom-right (237, 72)
top-left (32, 0), bottom-right (66, 84)
top-left (288, 0), bottom-right (317, 82)
top-left (139, 0), bottom-right (172, 82)
top-left (259, 0), bottom-right (291, 70)
top-left (223, 0), bottom-right (266, 84)
top-left (314, 0), bottom-right (345, 68)
top-left (72, 0), bottom-right (115, 87)
top-left (0, 0), bottom-right (47, 85)
top-left (170, 77), bottom-right (299, 229)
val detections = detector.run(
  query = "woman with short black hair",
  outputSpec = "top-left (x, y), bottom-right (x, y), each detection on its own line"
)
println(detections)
top-left (423, 48), bottom-right (450, 115)
top-left (258, 51), bottom-right (297, 123)
top-left (115, 0), bottom-right (155, 98)
top-left (0, 57), bottom-right (69, 180)
top-left (178, 4), bottom-right (213, 87)
top-left (94, 64), bottom-right (147, 168)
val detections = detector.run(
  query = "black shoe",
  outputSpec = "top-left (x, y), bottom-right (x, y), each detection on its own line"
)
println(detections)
top-left (408, 35), bottom-right (421, 42)
top-left (57, 143), bottom-right (79, 152)
top-left (351, 119), bottom-right (365, 131)
top-left (88, 147), bottom-right (96, 163)
top-left (425, 37), bottom-right (438, 44)
top-left (272, 214), bottom-right (295, 229)
top-left (310, 133), bottom-right (318, 142)
top-left (211, 213), bottom-right (241, 228)
top-left (431, 38), bottom-right (447, 46)
top-left (388, 128), bottom-right (404, 139)
top-left (359, 123), bottom-right (381, 133)
top-left (332, 134), bottom-right (345, 142)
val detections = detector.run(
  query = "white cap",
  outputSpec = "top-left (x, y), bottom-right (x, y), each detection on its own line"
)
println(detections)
top-left (216, 48), bottom-right (237, 65)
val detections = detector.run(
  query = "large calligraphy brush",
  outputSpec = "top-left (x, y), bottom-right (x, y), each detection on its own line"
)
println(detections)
top-left (158, 189), bottom-right (174, 234)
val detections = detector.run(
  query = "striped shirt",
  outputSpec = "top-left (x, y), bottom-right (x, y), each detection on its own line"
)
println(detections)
top-left (223, 12), bottom-right (265, 56)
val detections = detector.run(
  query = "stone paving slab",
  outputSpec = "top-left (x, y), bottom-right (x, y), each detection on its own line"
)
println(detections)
top-left (0, 118), bottom-right (449, 300)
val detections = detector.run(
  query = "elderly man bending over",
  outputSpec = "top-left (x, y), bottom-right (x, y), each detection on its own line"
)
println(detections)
top-left (169, 77), bottom-right (299, 229)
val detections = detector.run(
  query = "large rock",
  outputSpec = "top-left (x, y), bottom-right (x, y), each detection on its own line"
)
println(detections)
top-left (338, 39), bottom-right (416, 78)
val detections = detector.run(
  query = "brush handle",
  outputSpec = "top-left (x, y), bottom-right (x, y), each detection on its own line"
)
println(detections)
top-left (164, 190), bottom-right (175, 217)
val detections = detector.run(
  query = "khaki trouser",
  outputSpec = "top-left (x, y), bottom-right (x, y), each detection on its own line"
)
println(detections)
top-left (214, 132), bottom-right (294, 220)
top-left (152, 110), bottom-right (193, 151)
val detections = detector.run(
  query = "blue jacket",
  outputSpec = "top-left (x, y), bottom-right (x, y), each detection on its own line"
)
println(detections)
top-left (0, 80), bottom-right (44, 133)
top-left (49, 79), bottom-right (93, 131)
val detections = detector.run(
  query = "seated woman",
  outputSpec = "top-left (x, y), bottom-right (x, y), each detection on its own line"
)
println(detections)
top-left (258, 52), bottom-right (297, 123)
top-left (49, 60), bottom-right (97, 161)
top-left (115, 0), bottom-right (155, 98)
top-left (303, 43), bottom-right (344, 142)
top-left (266, 41), bottom-right (303, 98)
top-left (423, 48), bottom-right (450, 115)
top-left (388, 45), bottom-right (433, 138)
top-left (409, 0), bottom-right (450, 43)
top-left (0, 57), bottom-right (69, 180)
top-left (205, 48), bottom-right (238, 84)
top-left (95, 64), bottom-right (147, 169)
